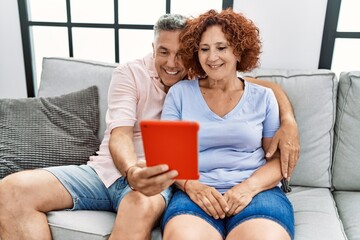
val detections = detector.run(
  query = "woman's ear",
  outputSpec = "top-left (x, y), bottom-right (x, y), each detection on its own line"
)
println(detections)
top-left (236, 54), bottom-right (242, 69)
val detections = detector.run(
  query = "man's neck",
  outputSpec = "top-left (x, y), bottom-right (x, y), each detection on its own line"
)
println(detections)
top-left (160, 79), bottom-right (171, 93)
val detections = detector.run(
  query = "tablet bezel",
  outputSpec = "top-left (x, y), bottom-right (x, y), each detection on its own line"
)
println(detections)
top-left (140, 120), bottom-right (200, 180)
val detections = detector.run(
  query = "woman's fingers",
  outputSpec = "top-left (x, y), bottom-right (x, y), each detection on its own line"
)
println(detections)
top-left (190, 187), bottom-right (228, 219)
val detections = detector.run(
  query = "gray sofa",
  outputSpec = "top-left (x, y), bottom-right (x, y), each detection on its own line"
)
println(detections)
top-left (1, 57), bottom-right (360, 240)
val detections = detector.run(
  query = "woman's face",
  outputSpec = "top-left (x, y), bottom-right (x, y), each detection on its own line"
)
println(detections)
top-left (198, 25), bottom-right (238, 80)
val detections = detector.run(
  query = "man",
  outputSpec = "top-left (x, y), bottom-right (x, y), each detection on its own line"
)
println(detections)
top-left (0, 14), bottom-right (299, 240)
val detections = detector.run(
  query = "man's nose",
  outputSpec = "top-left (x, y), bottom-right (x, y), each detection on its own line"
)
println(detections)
top-left (167, 54), bottom-right (179, 67)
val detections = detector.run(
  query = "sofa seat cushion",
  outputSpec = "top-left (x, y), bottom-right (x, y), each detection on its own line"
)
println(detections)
top-left (333, 191), bottom-right (360, 240)
top-left (0, 86), bottom-right (100, 178)
top-left (333, 71), bottom-right (360, 190)
top-left (48, 211), bottom-right (114, 240)
top-left (242, 69), bottom-right (337, 188)
top-left (287, 187), bottom-right (346, 240)
top-left (47, 210), bottom-right (162, 240)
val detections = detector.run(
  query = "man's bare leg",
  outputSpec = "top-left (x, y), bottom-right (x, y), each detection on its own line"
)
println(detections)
top-left (109, 191), bottom-right (166, 240)
top-left (0, 170), bottom-right (73, 240)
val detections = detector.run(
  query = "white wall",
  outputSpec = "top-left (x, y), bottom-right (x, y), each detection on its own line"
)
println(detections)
top-left (234, 0), bottom-right (328, 70)
top-left (0, 0), bottom-right (328, 98)
top-left (0, 0), bottom-right (27, 98)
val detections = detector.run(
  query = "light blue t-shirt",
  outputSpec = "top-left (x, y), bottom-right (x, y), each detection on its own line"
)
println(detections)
top-left (161, 78), bottom-right (280, 193)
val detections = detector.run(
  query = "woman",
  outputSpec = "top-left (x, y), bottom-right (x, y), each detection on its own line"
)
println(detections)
top-left (160, 9), bottom-right (294, 240)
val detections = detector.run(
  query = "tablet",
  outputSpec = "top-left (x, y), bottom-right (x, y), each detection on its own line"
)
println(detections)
top-left (140, 120), bottom-right (200, 179)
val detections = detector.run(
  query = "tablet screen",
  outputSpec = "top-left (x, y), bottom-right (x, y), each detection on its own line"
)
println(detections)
top-left (140, 120), bottom-right (200, 179)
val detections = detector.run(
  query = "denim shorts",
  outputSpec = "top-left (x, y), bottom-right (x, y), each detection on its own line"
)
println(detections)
top-left (161, 187), bottom-right (294, 239)
top-left (45, 165), bottom-right (173, 212)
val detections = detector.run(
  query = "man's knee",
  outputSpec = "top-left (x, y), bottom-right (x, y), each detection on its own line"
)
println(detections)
top-left (120, 192), bottom-right (165, 218)
top-left (0, 170), bottom-right (51, 210)
top-left (0, 173), bottom-right (35, 208)
top-left (0, 173), bottom-right (22, 200)
top-left (0, 174), bottom-right (25, 223)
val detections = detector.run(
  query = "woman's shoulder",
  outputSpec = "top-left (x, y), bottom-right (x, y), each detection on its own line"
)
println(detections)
top-left (171, 79), bottom-right (198, 90)
top-left (242, 77), bottom-right (275, 99)
top-left (243, 78), bottom-right (267, 91)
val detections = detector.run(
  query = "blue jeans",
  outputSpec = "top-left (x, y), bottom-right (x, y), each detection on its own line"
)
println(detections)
top-left (161, 187), bottom-right (294, 239)
top-left (45, 164), bottom-right (173, 211)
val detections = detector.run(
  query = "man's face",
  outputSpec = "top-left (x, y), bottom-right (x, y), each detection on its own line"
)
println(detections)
top-left (152, 30), bottom-right (187, 88)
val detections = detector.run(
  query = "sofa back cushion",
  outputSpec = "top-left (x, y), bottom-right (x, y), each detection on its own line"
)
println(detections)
top-left (38, 57), bottom-right (118, 141)
top-left (0, 86), bottom-right (100, 178)
top-left (243, 69), bottom-right (337, 188)
top-left (333, 71), bottom-right (360, 190)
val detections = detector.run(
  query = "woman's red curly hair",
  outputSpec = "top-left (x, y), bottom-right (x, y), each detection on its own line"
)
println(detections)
top-left (180, 8), bottom-right (261, 77)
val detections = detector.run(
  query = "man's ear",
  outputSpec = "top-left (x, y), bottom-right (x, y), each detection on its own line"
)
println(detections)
top-left (152, 43), bottom-right (155, 58)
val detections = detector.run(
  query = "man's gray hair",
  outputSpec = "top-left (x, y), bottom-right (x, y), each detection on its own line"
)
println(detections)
top-left (153, 14), bottom-right (187, 37)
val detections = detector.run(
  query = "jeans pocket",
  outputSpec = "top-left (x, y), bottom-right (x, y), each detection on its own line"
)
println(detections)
top-left (115, 176), bottom-right (128, 190)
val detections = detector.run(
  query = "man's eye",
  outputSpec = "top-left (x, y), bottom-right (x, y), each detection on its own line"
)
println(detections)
top-left (159, 51), bottom-right (168, 56)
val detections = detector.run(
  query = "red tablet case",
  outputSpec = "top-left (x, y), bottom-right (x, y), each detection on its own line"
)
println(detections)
top-left (140, 120), bottom-right (200, 179)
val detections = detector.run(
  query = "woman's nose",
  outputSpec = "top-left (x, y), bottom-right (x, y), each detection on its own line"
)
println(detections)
top-left (208, 50), bottom-right (219, 61)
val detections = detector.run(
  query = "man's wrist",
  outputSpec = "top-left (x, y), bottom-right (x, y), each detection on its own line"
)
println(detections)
top-left (125, 165), bottom-right (138, 191)
top-left (124, 165), bottom-right (137, 178)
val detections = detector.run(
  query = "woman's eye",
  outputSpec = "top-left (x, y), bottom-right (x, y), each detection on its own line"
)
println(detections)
top-left (200, 48), bottom-right (209, 52)
top-left (218, 47), bottom-right (227, 51)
